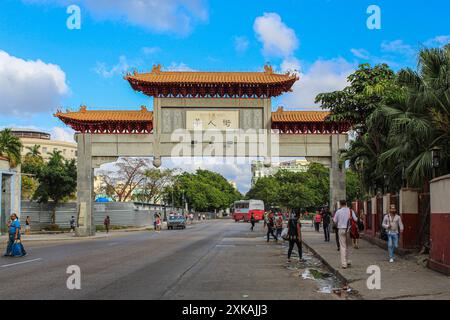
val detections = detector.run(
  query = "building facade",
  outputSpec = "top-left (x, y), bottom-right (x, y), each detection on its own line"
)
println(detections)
top-left (0, 157), bottom-right (21, 235)
top-left (251, 159), bottom-right (309, 186)
top-left (11, 128), bottom-right (77, 161)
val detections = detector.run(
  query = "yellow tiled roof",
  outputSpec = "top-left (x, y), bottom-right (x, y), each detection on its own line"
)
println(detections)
top-left (125, 64), bottom-right (298, 85)
top-left (272, 108), bottom-right (330, 122)
top-left (55, 106), bottom-right (152, 122)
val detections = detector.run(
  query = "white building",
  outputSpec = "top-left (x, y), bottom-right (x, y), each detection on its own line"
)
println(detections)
top-left (11, 128), bottom-right (77, 161)
top-left (251, 159), bottom-right (309, 186)
top-left (0, 157), bottom-right (21, 235)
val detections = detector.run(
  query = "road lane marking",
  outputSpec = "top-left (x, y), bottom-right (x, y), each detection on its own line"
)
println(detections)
top-left (1, 258), bottom-right (43, 268)
top-left (108, 242), bottom-right (119, 246)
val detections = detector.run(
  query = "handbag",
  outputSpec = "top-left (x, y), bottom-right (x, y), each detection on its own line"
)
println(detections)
top-left (281, 227), bottom-right (289, 240)
top-left (11, 240), bottom-right (26, 257)
top-left (357, 219), bottom-right (365, 231)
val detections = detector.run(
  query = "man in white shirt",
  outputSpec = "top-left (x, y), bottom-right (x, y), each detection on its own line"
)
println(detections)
top-left (333, 200), bottom-right (358, 268)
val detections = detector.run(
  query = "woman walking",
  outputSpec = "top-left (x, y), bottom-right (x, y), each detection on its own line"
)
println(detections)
top-left (25, 216), bottom-right (31, 235)
top-left (314, 211), bottom-right (321, 232)
top-left (349, 209), bottom-right (360, 249)
top-left (3, 213), bottom-right (26, 257)
top-left (287, 211), bottom-right (303, 263)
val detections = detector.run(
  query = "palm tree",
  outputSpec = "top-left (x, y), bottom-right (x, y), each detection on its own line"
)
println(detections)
top-left (380, 45), bottom-right (450, 187)
top-left (0, 129), bottom-right (22, 167)
top-left (26, 144), bottom-right (41, 157)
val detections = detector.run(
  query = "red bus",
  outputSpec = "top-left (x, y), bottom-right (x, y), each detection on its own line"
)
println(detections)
top-left (232, 200), bottom-right (265, 222)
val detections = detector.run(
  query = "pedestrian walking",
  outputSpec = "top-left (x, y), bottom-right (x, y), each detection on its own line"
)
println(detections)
top-left (333, 200), bottom-right (358, 269)
top-left (287, 212), bottom-right (303, 263)
top-left (332, 209), bottom-right (340, 251)
top-left (322, 207), bottom-right (331, 242)
top-left (350, 210), bottom-right (361, 249)
top-left (155, 215), bottom-right (162, 231)
top-left (382, 204), bottom-right (404, 263)
top-left (69, 216), bottom-right (76, 233)
top-left (275, 214), bottom-right (283, 239)
top-left (314, 211), bottom-right (321, 232)
top-left (250, 213), bottom-right (256, 231)
top-left (104, 215), bottom-right (111, 233)
top-left (266, 212), bottom-right (278, 242)
top-left (4, 214), bottom-right (26, 257)
top-left (25, 216), bottom-right (31, 235)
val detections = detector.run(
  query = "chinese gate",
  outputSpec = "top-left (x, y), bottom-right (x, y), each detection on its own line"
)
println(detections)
top-left (56, 65), bottom-right (350, 236)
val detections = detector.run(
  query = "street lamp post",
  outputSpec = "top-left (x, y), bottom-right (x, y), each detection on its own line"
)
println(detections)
top-left (431, 146), bottom-right (441, 179)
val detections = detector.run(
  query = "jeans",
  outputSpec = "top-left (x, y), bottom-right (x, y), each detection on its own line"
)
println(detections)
top-left (288, 239), bottom-right (302, 259)
top-left (323, 224), bottom-right (330, 241)
top-left (387, 232), bottom-right (399, 259)
top-left (267, 227), bottom-right (278, 241)
top-left (276, 227), bottom-right (282, 239)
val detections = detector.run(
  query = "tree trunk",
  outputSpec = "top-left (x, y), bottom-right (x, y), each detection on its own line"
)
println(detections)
top-left (52, 202), bottom-right (57, 225)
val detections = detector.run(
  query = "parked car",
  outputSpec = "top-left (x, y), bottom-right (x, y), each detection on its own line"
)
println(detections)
top-left (167, 215), bottom-right (186, 230)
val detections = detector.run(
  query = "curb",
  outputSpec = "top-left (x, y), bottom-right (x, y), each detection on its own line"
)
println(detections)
top-left (301, 239), bottom-right (349, 286)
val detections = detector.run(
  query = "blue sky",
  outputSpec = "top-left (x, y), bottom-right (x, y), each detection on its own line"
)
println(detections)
top-left (0, 0), bottom-right (449, 192)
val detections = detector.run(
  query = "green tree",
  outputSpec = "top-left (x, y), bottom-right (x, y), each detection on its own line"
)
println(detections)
top-left (0, 129), bottom-right (22, 167)
top-left (33, 152), bottom-right (77, 224)
top-left (316, 63), bottom-right (397, 134)
top-left (246, 176), bottom-right (280, 209)
top-left (171, 170), bottom-right (242, 212)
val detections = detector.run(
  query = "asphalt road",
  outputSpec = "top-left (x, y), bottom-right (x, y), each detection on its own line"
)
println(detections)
top-left (0, 219), bottom-right (336, 300)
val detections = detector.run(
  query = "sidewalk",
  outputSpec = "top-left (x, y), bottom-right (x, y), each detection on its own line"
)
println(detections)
top-left (0, 226), bottom-right (150, 242)
top-left (302, 228), bottom-right (450, 299)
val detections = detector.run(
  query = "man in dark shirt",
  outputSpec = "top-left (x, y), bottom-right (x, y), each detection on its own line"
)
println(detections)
top-left (322, 207), bottom-right (331, 242)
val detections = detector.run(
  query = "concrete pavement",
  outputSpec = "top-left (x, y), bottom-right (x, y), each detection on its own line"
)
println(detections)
top-left (302, 228), bottom-right (450, 300)
top-left (0, 219), bottom-right (338, 300)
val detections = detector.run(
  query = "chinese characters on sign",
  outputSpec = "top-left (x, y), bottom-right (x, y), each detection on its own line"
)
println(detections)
top-left (186, 111), bottom-right (239, 130)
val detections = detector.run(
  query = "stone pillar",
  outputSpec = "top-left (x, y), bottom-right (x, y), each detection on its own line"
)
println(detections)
top-left (75, 133), bottom-right (95, 237)
top-left (399, 188), bottom-right (420, 249)
top-left (429, 174), bottom-right (450, 275)
top-left (370, 196), bottom-right (377, 236)
top-left (329, 134), bottom-right (346, 212)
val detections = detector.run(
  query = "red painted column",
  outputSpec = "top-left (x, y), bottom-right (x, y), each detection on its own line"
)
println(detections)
top-left (399, 188), bottom-right (420, 249)
top-left (429, 174), bottom-right (450, 275)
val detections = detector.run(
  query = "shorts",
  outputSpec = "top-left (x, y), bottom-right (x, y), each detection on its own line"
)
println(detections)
top-left (25, 225), bottom-right (31, 231)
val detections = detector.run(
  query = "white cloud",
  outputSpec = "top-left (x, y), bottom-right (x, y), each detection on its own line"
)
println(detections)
top-left (280, 56), bottom-right (301, 73)
top-left (94, 55), bottom-right (130, 78)
top-left (142, 46), bottom-right (162, 55)
top-left (164, 157), bottom-right (254, 193)
top-left (234, 36), bottom-right (249, 53)
top-left (51, 126), bottom-right (75, 142)
top-left (350, 48), bottom-right (370, 60)
top-left (24, 0), bottom-right (208, 35)
top-left (253, 12), bottom-right (299, 58)
top-left (166, 62), bottom-right (195, 71)
top-left (425, 35), bottom-right (450, 47)
top-left (381, 40), bottom-right (415, 57)
top-left (0, 50), bottom-right (69, 116)
top-left (280, 58), bottom-right (355, 109)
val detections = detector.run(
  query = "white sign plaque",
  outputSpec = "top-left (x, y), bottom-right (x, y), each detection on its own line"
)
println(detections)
top-left (186, 110), bottom-right (239, 130)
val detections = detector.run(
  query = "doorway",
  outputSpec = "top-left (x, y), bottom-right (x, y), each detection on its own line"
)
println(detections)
top-left (1, 174), bottom-right (12, 235)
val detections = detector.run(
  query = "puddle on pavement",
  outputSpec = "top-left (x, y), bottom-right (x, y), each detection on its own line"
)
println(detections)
top-left (281, 242), bottom-right (358, 299)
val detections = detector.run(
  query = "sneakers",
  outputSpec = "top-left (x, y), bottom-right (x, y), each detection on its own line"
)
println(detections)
top-left (389, 258), bottom-right (394, 263)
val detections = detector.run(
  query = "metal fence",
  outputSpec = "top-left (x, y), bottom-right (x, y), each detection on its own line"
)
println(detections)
top-left (19, 201), bottom-right (183, 230)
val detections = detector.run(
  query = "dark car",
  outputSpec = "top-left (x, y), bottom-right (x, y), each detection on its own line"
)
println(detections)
top-left (167, 215), bottom-right (186, 230)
